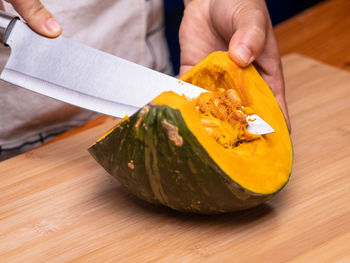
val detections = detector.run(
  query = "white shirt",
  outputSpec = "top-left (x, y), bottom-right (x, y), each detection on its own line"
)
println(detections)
top-left (0, 0), bottom-right (171, 160)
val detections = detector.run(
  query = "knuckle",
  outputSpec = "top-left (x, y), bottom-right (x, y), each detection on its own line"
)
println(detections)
top-left (250, 9), bottom-right (268, 25)
top-left (5, 0), bottom-right (47, 20)
top-left (28, 2), bottom-right (45, 17)
top-left (250, 25), bottom-right (267, 45)
top-left (235, 6), bottom-right (268, 31)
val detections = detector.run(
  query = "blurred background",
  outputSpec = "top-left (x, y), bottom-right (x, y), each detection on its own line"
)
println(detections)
top-left (164, 0), bottom-right (324, 75)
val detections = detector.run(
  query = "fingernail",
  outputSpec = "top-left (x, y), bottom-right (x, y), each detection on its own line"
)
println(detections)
top-left (45, 17), bottom-right (61, 33)
top-left (234, 44), bottom-right (253, 65)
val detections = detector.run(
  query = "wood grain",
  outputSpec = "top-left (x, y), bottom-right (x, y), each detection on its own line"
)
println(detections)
top-left (275, 0), bottom-right (350, 71)
top-left (0, 54), bottom-right (349, 262)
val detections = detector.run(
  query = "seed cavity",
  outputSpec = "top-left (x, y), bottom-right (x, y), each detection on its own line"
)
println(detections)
top-left (194, 88), bottom-right (260, 148)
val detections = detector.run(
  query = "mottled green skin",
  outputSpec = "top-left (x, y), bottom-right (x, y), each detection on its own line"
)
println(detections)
top-left (89, 105), bottom-right (274, 214)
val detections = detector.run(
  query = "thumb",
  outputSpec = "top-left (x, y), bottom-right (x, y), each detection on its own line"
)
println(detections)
top-left (6, 0), bottom-right (62, 38)
top-left (228, 9), bottom-right (267, 67)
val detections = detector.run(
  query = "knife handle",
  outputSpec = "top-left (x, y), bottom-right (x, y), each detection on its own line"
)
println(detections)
top-left (0, 11), bottom-right (18, 43)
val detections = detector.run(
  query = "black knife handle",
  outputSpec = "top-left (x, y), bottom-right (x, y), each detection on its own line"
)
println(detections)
top-left (0, 11), bottom-right (18, 43)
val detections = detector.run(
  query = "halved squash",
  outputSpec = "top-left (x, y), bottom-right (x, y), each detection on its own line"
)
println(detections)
top-left (89, 51), bottom-right (293, 214)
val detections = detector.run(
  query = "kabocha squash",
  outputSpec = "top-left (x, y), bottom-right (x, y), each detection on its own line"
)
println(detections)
top-left (89, 51), bottom-right (293, 214)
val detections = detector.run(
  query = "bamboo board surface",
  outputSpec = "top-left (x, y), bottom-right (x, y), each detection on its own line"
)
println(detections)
top-left (1, 54), bottom-right (350, 262)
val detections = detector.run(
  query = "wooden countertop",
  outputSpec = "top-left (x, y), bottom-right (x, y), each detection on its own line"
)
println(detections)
top-left (1, 53), bottom-right (350, 262)
top-left (1, 0), bottom-right (350, 262)
top-left (275, 0), bottom-right (350, 70)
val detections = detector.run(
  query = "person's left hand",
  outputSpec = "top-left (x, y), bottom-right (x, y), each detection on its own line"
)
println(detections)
top-left (179, 0), bottom-right (290, 131)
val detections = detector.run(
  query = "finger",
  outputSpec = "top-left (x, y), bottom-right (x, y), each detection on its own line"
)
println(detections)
top-left (256, 54), bottom-right (291, 132)
top-left (228, 8), bottom-right (267, 67)
top-left (251, 19), bottom-right (291, 133)
top-left (5, 0), bottom-right (62, 37)
top-left (274, 88), bottom-right (291, 132)
top-left (179, 65), bottom-right (193, 77)
top-left (179, 0), bottom-right (226, 77)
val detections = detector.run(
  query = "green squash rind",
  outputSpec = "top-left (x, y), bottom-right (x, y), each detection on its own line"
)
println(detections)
top-left (89, 105), bottom-right (276, 214)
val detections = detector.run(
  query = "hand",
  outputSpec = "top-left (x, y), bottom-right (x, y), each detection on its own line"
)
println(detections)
top-left (179, 0), bottom-right (291, 131)
top-left (4, 0), bottom-right (62, 37)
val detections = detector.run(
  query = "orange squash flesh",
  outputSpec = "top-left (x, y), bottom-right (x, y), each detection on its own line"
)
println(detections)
top-left (154, 51), bottom-right (292, 194)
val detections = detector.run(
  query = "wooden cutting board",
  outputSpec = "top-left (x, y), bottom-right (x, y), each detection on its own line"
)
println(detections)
top-left (1, 54), bottom-right (350, 262)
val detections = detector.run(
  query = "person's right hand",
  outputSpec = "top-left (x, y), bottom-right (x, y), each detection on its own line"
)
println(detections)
top-left (179, 0), bottom-right (291, 131)
top-left (4, 0), bottom-right (62, 37)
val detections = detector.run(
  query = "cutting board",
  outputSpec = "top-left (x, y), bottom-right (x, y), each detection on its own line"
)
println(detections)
top-left (1, 54), bottom-right (350, 262)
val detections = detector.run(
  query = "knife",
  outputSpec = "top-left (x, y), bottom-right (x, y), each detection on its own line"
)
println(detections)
top-left (0, 11), bottom-right (274, 135)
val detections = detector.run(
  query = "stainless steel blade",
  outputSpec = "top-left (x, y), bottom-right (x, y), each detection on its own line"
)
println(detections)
top-left (246, 114), bottom-right (275, 135)
top-left (0, 16), bottom-right (275, 135)
top-left (0, 19), bottom-right (206, 117)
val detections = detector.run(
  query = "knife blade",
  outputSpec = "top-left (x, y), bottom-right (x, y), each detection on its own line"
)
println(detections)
top-left (0, 11), bottom-right (274, 135)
